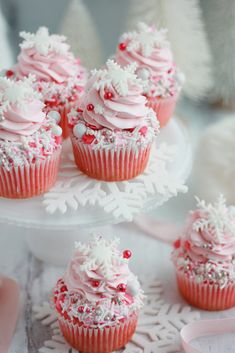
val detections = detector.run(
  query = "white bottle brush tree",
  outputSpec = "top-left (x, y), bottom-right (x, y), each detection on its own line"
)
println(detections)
top-left (60, 0), bottom-right (103, 69)
top-left (0, 5), bottom-right (13, 70)
top-left (125, 0), bottom-right (213, 101)
top-left (201, 0), bottom-right (235, 109)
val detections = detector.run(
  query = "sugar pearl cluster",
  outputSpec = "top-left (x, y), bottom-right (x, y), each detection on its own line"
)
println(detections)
top-left (0, 112), bottom-right (62, 170)
top-left (54, 273), bottom-right (139, 329)
top-left (68, 109), bottom-right (159, 152)
top-left (173, 238), bottom-right (235, 288)
top-left (141, 67), bottom-right (184, 98)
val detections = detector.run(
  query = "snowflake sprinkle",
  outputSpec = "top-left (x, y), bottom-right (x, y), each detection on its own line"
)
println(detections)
top-left (0, 75), bottom-right (41, 116)
top-left (91, 59), bottom-right (140, 96)
top-left (75, 235), bottom-right (125, 277)
top-left (121, 22), bottom-right (169, 57)
top-left (19, 27), bottom-right (69, 55)
top-left (193, 195), bottom-right (235, 243)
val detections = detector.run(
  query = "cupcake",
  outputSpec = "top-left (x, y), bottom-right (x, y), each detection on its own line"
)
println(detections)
top-left (0, 75), bottom-right (62, 198)
top-left (13, 26), bottom-right (87, 138)
top-left (172, 195), bottom-right (235, 310)
top-left (53, 235), bottom-right (144, 353)
top-left (68, 59), bottom-right (159, 181)
top-left (116, 22), bottom-right (184, 127)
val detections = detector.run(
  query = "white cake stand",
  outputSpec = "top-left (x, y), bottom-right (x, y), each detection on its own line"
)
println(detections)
top-left (0, 117), bottom-right (192, 265)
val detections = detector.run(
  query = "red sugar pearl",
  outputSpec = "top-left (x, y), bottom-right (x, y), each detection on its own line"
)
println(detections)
top-left (6, 69), bottom-right (14, 78)
top-left (104, 91), bottom-right (113, 100)
top-left (123, 250), bottom-right (132, 259)
top-left (119, 42), bottom-right (126, 51)
top-left (82, 134), bottom-right (95, 144)
top-left (60, 285), bottom-right (67, 292)
top-left (78, 306), bottom-right (85, 313)
top-left (117, 283), bottom-right (127, 292)
top-left (92, 280), bottom-right (100, 288)
top-left (173, 238), bottom-right (181, 249)
top-left (87, 103), bottom-right (94, 111)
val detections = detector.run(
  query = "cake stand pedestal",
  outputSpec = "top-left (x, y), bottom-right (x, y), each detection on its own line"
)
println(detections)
top-left (0, 117), bottom-right (192, 265)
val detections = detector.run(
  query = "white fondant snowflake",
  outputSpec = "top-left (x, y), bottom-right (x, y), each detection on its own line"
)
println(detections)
top-left (20, 26), bottom-right (69, 55)
top-left (75, 235), bottom-right (124, 277)
top-left (92, 59), bottom-right (139, 96)
top-left (122, 22), bottom-right (169, 57)
top-left (0, 75), bottom-right (41, 116)
top-left (193, 195), bottom-right (235, 242)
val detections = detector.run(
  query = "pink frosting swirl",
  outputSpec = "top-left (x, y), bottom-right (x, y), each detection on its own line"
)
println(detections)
top-left (80, 60), bottom-right (150, 130)
top-left (15, 27), bottom-right (80, 84)
top-left (116, 24), bottom-right (174, 81)
top-left (64, 249), bottom-right (132, 302)
top-left (181, 204), bottom-right (235, 264)
top-left (16, 48), bottom-right (78, 83)
top-left (0, 76), bottom-right (46, 141)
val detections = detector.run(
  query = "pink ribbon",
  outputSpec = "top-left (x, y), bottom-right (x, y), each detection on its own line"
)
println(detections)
top-left (0, 276), bottom-right (20, 353)
top-left (181, 317), bottom-right (235, 353)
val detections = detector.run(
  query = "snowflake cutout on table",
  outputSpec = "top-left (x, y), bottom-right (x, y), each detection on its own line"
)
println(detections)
top-left (122, 22), bottom-right (169, 57)
top-left (20, 26), bottom-right (69, 55)
top-left (75, 235), bottom-right (123, 277)
top-left (43, 141), bottom-right (188, 222)
top-left (193, 195), bottom-right (235, 243)
top-left (92, 59), bottom-right (139, 96)
top-left (33, 278), bottom-right (200, 353)
top-left (0, 74), bottom-right (40, 117)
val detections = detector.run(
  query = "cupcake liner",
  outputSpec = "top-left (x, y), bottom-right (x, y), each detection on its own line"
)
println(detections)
top-left (0, 148), bottom-right (61, 199)
top-left (71, 137), bottom-right (151, 181)
top-left (58, 313), bottom-right (138, 353)
top-left (177, 271), bottom-right (235, 311)
top-left (147, 94), bottom-right (178, 127)
top-left (57, 104), bottom-right (72, 139)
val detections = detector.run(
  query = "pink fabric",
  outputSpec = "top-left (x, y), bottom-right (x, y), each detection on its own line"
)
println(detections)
top-left (0, 277), bottom-right (20, 353)
top-left (181, 317), bottom-right (235, 353)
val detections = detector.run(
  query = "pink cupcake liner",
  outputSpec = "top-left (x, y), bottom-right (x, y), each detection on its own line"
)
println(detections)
top-left (71, 137), bottom-right (151, 181)
top-left (147, 94), bottom-right (178, 127)
top-left (58, 313), bottom-right (138, 353)
top-left (177, 271), bottom-right (235, 311)
top-left (0, 148), bottom-right (61, 199)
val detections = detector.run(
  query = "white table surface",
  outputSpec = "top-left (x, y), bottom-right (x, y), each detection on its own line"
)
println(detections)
top-left (2, 97), bottom-right (235, 353)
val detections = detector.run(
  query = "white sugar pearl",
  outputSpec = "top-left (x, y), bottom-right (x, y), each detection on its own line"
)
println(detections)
top-left (73, 123), bottom-right (87, 138)
top-left (52, 125), bottom-right (62, 136)
top-left (127, 280), bottom-right (139, 296)
top-left (137, 67), bottom-right (151, 80)
top-left (47, 110), bottom-right (61, 124)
